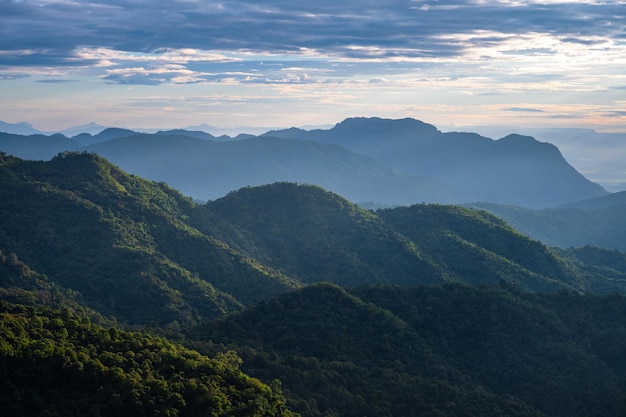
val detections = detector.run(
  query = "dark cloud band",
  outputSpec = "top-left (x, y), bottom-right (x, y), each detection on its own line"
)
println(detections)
top-left (1, 0), bottom-right (623, 66)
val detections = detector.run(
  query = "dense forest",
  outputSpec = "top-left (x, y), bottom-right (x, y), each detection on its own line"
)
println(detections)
top-left (2, 151), bottom-right (626, 416)
top-left (192, 283), bottom-right (626, 417)
top-left (0, 302), bottom-right (295, 417)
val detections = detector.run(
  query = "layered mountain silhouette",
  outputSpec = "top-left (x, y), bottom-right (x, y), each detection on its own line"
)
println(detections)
top-left (0, 132), bottom-right (79, 160)
top-left (0, 117), bottom-right (608, 208)
top-left (86, 133), bottom-right (467, 205)
top-left (264, 117), bottom-right (607, 207)
top-left (470, 191), bottom-right (626, 251)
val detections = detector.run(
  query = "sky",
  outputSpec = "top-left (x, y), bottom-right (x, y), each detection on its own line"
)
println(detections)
top-left (1, 0), bottom-right (625, 133)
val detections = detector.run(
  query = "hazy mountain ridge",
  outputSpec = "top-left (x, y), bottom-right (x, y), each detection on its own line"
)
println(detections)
top-left (85, 133), bottom-right (468, 205)
top-left (470, 195), bottom-right (626, 251)
top-left (265, 117), bottom-right (607, 208)
top-left (0, 116), bottom-right (610, 208)
top-left (479, 127), bottom-right (626, 192)
top-left (0, 121), bottom-right (44, 136)
top-left (0, 132), bottom-right (80, 160)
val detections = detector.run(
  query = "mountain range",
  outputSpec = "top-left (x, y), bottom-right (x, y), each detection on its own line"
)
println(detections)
top-left (469, 126), bottom-right (626, 192)
top-left (468, 191), bottom-right (626, 251)
top-left (2, 151), bottom-right (626, 321)
top-left (0, 117), bottom-right (609, 208)
top-left (2, 151), bottom-right (626, 416)
top-left (262, 117), bottom-right (608, 207)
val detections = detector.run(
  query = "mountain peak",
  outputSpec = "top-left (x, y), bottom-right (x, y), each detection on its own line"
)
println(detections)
top-left (60, 122), bottom-right (108, 137)
top-left (156, 129), bottom-right (218, 140)
top-left (498, 133), bottom-right (541, 146)
top-left (334, 117), bottom-right (440, 137)
top-left (0, 120), bottom-right (42, 135)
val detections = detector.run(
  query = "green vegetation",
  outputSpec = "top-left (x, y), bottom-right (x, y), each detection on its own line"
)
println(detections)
top-left (0, 152), bottom-right (299, 327)
top-left (3, 151), bottom-right (625, 316)
top-left (3, 151), bottom-right (626, 417)
top-left (193, 283), bottom-right (626, 417)
top-left (205, 183), bottom-right (444, 287)
top-left (0, 302), bottom-right (297, 417)
top-left (378, 204), bottom-right (586, 291)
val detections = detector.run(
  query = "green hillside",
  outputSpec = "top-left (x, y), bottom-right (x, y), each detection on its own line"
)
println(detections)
top-left (206, 183), bottom-right (626, 293)
top-left (3, 151), bottom-right (626, 417)
top-left (205, 183), bottom-right (445, 287)
top-left (378, 204), bottom-right (586, 292)
top-left (0, 302), bottom-right (297, 417)
top-left (0, 151), bottom-right (297, 327)
top-left (2, 151), bottom-right (626, 329)
top-left (194, 283), bottom-right (626, 417)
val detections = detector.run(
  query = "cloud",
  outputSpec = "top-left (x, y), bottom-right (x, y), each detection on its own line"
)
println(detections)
top-left (504, 107), bottom-right (546, 113)
top-left (0, 72), bottom-right (30, 80)
top-left (1, 1), bottom-right (623, 67)
top-left (34, 78), bottom-right (78, 83)
top-left (1, 0), bottom-right (625, 132)
top-left (102, 63), bottom-right (209, 85)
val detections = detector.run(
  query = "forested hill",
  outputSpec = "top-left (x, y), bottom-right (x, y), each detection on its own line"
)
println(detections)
top-left (3, 151), bottom-right (626, 417)
top-left (0, 151), bottom-right (299, 327)
top-left (1, 151), bottom-right (626, 329)
top-left (0, 302), bottom-right (297, 417)
top-left (193, 282), bottom-right (626, 417)
top-left (205, 183), bottom-right (626, 294)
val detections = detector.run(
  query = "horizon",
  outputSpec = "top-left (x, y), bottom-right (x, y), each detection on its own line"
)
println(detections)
top-left (1, 1), bottom-right (625, 133)
top-left (3, 116), bottom-right (626, 137)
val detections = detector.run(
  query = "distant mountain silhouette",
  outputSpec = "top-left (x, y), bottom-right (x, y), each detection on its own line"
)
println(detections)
top-left (558, 190), bottom-right (626, 210)
top-left (265, 117), bottom-right (608, 208)
top-left (470, 193), bottom-right (626, 251)
top-left (86, 133), bottom-right (468, 204)
top-left (0, 117), bottom-right (610, 207)
top-left (59, 121), bottom-right (108, 137)
top-left (72, 127), bottom-right (139, 146)
top-left (0, 120), bottom-right (108, 136)
top-left (0, 120), bottom-right (44, 135)
top-left (156, 129), bottom-right (220, 140)
top-left (0, 132), bottom-right (79, 160)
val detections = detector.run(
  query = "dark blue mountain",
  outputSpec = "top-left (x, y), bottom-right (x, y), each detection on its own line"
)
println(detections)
top-left (72, 127), bottom-right (139, 146)
top-left (265, 117), bottom-right (607, 208)
top-left (156, 129), bottom-right (219, 140)
top-left (0, 132), bottom-right (79, 160)
top-left (86, 133), bottom-right (469, 204)
top-left (0, 117), bottom-right (609, 208)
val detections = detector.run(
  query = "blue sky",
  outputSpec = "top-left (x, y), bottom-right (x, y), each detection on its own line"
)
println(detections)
top-left (1, 0), bottom-right (625, 132)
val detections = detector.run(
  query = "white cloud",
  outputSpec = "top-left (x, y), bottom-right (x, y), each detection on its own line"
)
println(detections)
top-left (0, 0), bottom-right (625, 131)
